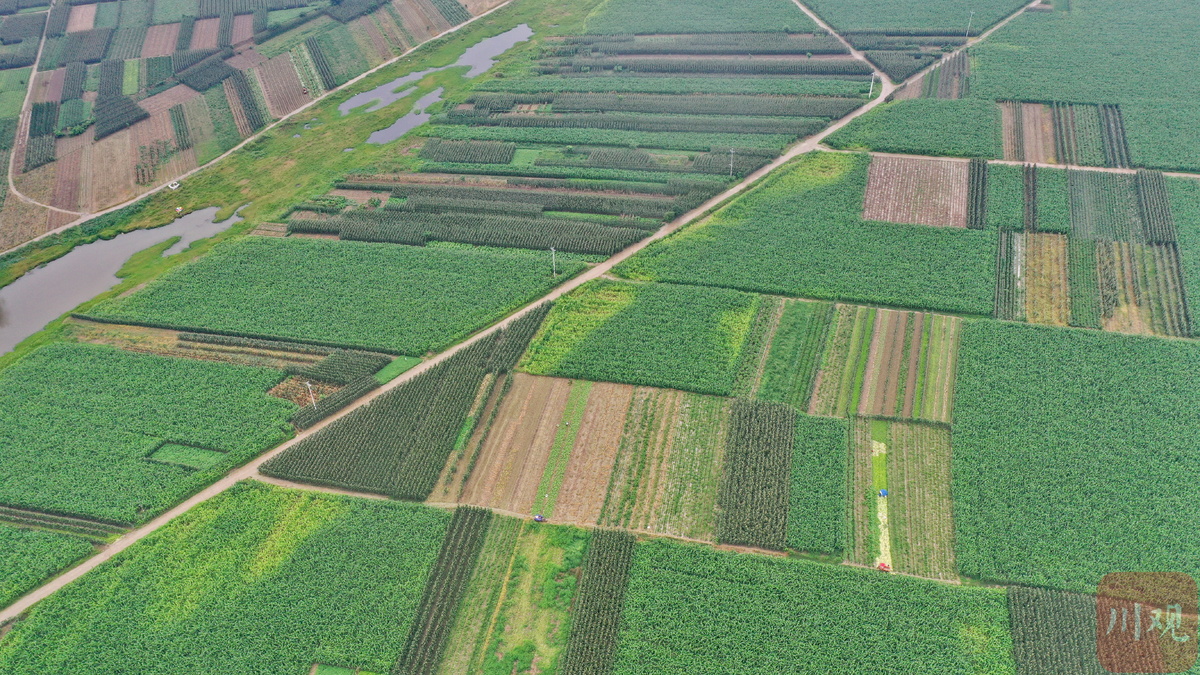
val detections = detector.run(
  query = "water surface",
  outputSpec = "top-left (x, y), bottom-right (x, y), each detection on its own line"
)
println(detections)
top-left (0, 207), bottom-right (238, 354)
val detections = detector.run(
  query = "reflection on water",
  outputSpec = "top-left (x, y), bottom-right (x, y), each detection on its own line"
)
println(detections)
top-left (0, 207), bottom-right (239, 354)
top-left (368, 88), bottom-right (445, 144)
top-left (338, 24), bottom-right (533, 145)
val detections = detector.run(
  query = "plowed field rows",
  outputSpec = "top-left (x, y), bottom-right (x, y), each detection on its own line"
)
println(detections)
top-left (190, 17), bottom-right (220, 51)
top-left (393, 0), bottom-right (437, 42)
top-left (256, 53), bottom-right (309, 117)
top-left (862, 155), bottom-right (969, 228)
top-left (232, 14), bottom-right (254, 44)
top-left (1022, 103), bottom-right (1055, 164)
top-left (552, 381), bottom-right (633, 524)
top-left (810, 305), bottom-right (959, 423)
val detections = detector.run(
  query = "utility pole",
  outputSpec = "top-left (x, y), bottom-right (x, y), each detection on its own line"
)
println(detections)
top-left (868, 72), bottom-right (876, 98)
top-left (305, 381), bottom-right (317, 409)
top-left (728, 148), bottom-right (735, 178)
top-left (965, 10), bottom-right (975, 40)
top-left (550, 247), bottom-right (556, 277)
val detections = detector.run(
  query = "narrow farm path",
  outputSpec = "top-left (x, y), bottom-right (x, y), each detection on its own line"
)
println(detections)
top-left (0, 1), bottom-right (1055, 622)
top-left (4, 4), bottom-right (83, 217)
top-left (0, 0), bottom-right (519, 258)
top-left (821, 148), bottom-right (1200, 180)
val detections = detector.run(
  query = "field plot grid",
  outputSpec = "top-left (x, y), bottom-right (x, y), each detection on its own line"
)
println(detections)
top-left (863, 155), bottom-right (969, 228)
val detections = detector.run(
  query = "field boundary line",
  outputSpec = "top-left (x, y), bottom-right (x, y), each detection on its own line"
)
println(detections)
top-left (820, 148), bottom-right (1200, 180)
top-left (0, 0), bottom-right (518, 258)
top-left (0, 1), bottom-right (1052, 620)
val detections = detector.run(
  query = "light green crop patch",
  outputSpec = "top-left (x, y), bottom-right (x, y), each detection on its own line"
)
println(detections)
top-left (520, 281), bottom-right (638, 375)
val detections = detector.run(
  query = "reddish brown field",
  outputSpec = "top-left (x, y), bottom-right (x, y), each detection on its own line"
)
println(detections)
top-left (411, 0), bottom-right (452, 32)
top-left (862, 155), bottom-right (969, 228)
top-left (222, 79), bottom-right (252, 137)
top-left (89, 128), bottom-right (137, 210)
top-left (459, 374), bottom-right (571, 514)
top-left (35, 69), bottom-right (66, 104)
top-left (552, 381), bottom-right (633, 525)
top-left (50, 141), bottom-right (83, 212)
top-left (256, 54), bottom-right (310, 117)
top-left (190, 17), bottom-right (220, 50)
top-left (0, 198), bottom-right (51, 251)
top-left (392, 0), bottom-right (437, 42)
top-left (138, 84), bottom-right (199, 114)
top-left (461, 0), bottom-right (505, 14)
top-left (225, 46), bottom-right (266, 70)
top-left (1022, 103), bottom-right (1055, 164)
top-left (66, 4), bottom-right (96, 33)
top-left (232, 13), bottom-right (254, 44)
top-left (141, 23), bottom-right (180, 58)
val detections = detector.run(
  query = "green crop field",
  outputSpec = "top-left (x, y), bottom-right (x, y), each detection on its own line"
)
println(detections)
top-left (584, 0), bottom-right (817, 34)
top-left (0, 483), bottom-right (449, 673)
top-left (1169, 177), bottom-right (1200, 336)
top-left (826, 99), bottom-right (1002, 158)
top-left (617, 152), bottom-right (997, 315)
top-left (953, 320), bottom-right (1200, 592)
top-left (0, 526), bottom-right (94, 608)
top-left (89, 237), bottom-right (583, 356)
top-left (804, 0), bottom-right (1025, 32)
top-left (788, 414), bottom-right (848, 555)
top-left (967, 0), bottom-right (1200, 171)
top-left (520, 280), bottom-right (759, 396)
top-left (0, 342), bottom-right (294, 523)
top-left (613, 538), bottom-right (1015, 673)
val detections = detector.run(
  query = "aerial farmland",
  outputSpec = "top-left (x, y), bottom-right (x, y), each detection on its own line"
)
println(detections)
top-left (0, 0), bottom-right (1197, 672)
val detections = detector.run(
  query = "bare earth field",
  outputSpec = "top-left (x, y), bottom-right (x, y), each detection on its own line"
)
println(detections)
top-left (66, 4), bottom-right (96, 33)
top-left (141, 23), bottom-right (181, 59)
top-left (862, 155), bottom-right (969, 228)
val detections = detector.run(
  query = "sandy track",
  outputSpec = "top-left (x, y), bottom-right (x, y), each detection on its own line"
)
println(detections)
top-left (141, 23), bottom-right (180, 58)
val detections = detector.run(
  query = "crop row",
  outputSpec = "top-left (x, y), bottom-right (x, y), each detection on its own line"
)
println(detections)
top-left (715, 399), bottom-right (795, 550)
top-left (392, 506), bottom-right (491, 675)
top-left (534, 147), bottom-right (770, 178)
top-left (1135, 170), bottom-right (1176, 243)
top-left (863, 49), bottom-right (937, 82)
top-left (539, 56), bottom-right (873, 76)
top-left (0, 505), bottom-right (127, 539)
top-left (1051, 102), bottom-right (1105, 167)
top-left (324, 0), bottom-right (385, 23)
top-left (341, 179), bottom-right (685, 221)
top-left (1023, 164), bottom-right (1037, 232)
top-left (558, 32), bottom-right (847, 56)
top-left (0, 0), bottom-right (48, 14)
top-left (261, 338), bottom-right (495, 499)
top-left (0, 12), bottom-right (44, 45)
top-left (285, 349), bottom-right (392, 385)
top-left (178, 331), bottom-right (337, 354)
top-left (58, 28), bottom-right (114, 65)
top-left (757, 300), bottom-right (834, 410)
top-left (428, 0), bottom-right (469, 25)
top-left (419, 138), bottom-right (516, 164)
top-left (23, 102), bottom-right (58, 171)
top-left (93, 94), bottom-right (149, 139)
top-left (558, 529), bottom-right (636, 675)
top-left (993, 230), bottom-right (1024, 321)
top-left (169, 104), bottom-right (192, 149)
top-left (22, 135), bottom-right (54, 171)
top-left (0, 36), bottom-right (36, 68)
top-left (307, 210), bottom-right (649, 255)
top-left (844, 32), bottom-right (965, 50)
top-left (444, 111), bottom-right (825, 136)
top-left (486, 302), bottom-right (552, 373)
top-left (967, 158), bottom-right (987, 230)
top-left (227, 70), bottom-right (266, 131)
top-left (400, 195), bottom-right (546, 217)
top-left (304, 36), bottom-right (337, 90)
top-left (98, 59), bottom-right (124, 99)
top-left (195, 0), bottom-right (306, 17)
top-left (1098, 103), bottom-right (1131, 169)
top-left (547, 93), bottom-right (862, 118)
top-left (1065, 239), bottom-right (1100, 329)
top-left (176, 52), bottom-right (236, 91)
